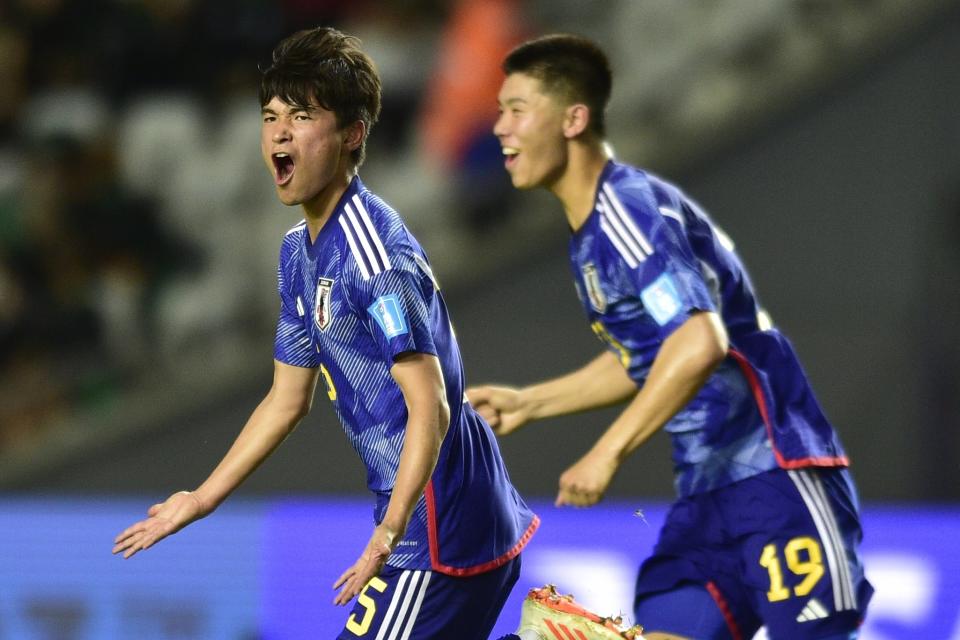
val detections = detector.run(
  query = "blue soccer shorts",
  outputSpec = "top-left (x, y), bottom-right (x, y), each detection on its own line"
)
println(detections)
top-left (633, 467), bottom-right (873, 639)
top-left (337, 555), bottom-right (521, 640)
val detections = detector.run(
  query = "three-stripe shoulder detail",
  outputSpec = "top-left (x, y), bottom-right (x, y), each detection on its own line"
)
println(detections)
top-left (597, 183), bottom-right (654, 269)
top-left (338, 194), bottom-right (393, 281)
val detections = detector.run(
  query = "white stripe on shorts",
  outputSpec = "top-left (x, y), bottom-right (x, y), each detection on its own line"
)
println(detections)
top-left (787, 469), bottom-right (857, 611)
top-left (372, 569), bottom-right (431, 640)
top-left (398, 571), bottom-right (431, 640)
top-left (374, 570), bottom-right (410, 640)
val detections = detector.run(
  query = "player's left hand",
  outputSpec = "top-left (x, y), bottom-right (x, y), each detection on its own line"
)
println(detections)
top-left (556, 450), bottom-right (619, 507)
top-left (333, 524), bottom-right (397, 605)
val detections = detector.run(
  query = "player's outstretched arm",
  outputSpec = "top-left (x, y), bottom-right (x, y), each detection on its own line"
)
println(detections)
top-left (467, 350), bottom-right (637, 435)
top-left (112, 360), bottom-right (320, 559)
top-left (556, 311), bottom-right (727, 507)
top-left (333, 352), bottom-right (449, 605)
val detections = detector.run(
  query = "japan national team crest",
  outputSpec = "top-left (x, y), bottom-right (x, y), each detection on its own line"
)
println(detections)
top-left (582, 263), bottom-right (607, 313)
top-left (314, 277), bottom-right (334, 331)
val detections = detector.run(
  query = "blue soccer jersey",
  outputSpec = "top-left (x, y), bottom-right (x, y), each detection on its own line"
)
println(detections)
top-left (570, 161), bottom-right (848, 496)
top-left (274, 176), bottom-right (538, 575)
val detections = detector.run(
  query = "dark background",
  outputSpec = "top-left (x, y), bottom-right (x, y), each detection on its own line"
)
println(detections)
top-left (1, 1), bottom-right (958, 504)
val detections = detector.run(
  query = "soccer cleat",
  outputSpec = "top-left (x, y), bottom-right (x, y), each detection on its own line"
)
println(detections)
top-left (516, 584), bottom-right (645, 640)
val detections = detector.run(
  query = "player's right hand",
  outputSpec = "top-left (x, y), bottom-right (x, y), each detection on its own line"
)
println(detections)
top-left (465, 385), bottom-right (530, 435)
top-left (112, 490), bottom-right (206, 559)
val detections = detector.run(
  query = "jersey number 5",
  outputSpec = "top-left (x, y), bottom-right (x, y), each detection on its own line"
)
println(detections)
top-left (320, 363), bottom-right (337, 401)
top-left (759, 536), bottom-right (824, 602)
top-left (345, 576), bottom-right (388, 636)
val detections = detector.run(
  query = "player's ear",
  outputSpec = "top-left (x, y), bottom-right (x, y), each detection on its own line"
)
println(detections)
top-left (562, 104), bottom-right (590, 139)
top-left (342, 120), bottom-right (365, 152)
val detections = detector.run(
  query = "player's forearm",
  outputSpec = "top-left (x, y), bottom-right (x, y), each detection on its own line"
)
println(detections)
top-left (593, 312), bottom-right (727, 463)
top-left (522, 351), bottom-right (637, 421)
top-left (194, 394), bottom-right (306, 512)
top-left (382, 354), bottom-right (450, 538)
top-left (381, 398), bottom-right (448, 537)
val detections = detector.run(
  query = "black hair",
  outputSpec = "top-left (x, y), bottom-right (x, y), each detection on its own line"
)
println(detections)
top-left (503, 34), bottom-right (612, 137)
top-left (260, 27), bottom-right (382, 167)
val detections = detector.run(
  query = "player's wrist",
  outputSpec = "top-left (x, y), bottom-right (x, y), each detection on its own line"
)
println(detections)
top-left (516, 386), bottom-right (541, 422)
top-left (590, 436), bottom-right (629, 467)
top-left (189, 489), bottom-right (215, 516)
top-left (376, 519), bottom-right (406, 546)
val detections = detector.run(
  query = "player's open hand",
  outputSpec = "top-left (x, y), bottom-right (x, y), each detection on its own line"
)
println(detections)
top-left (333, 524), bottom-right (396, 605)
top-left (556, 449), bottom-right (619, 507)
top-left (112, 490), bottom-right (206, 559)
top-left (465, 385), bottom-right (530, 435)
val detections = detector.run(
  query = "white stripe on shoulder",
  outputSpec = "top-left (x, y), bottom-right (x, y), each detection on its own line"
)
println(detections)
top-left (602, 182), bottom-right (655, 255)
top-left (598, 196), bottom-right (646, 266)
top-left (398, 570), bottom-right (431, 640)
top-left (284, 221), bottom-right (307, 236)
top-left (373, 570), bottom-right (410, 640)
top-left (344, 203), bottom-right (383, 275)
top-left (353, 194), bottom-right (392, 271)
top-left (659, 206), bottom-right (685, 226)
top-left (598, 210), bottom-right (639, 268)
top-left (338, 215), bottom-right (371, 280)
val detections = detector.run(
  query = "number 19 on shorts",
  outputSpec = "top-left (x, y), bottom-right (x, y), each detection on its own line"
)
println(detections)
top-left (759, 536), bottom-right (824, 602)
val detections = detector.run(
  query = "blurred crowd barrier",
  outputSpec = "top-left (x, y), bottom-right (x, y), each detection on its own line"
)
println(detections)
top-left (0, 497), bottom-right (957, 638)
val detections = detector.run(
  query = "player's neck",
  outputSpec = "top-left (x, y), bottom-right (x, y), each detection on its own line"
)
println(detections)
top-left (301, 170), bottom-right (355, 242)
top-left (551, 140), bottom-right (610, 232)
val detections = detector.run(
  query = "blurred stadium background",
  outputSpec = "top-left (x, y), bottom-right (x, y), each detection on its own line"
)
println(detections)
top-left (1, 0), bottom-right (958, 638)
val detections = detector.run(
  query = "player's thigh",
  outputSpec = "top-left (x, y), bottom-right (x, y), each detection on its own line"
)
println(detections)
top-left (337, 557), bottom-right (521, 640)
top-left (741, 468), bottom-right (872, 639)
top-left (635, 582), bottom-right (736, 640)
top-left (633, 491), bottom-right (762, 639)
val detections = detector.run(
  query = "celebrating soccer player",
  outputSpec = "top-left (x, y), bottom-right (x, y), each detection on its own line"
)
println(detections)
top-left (469, 34), bottom-right (873, 640)
top-left (113, 27), bottom-right (538, 639)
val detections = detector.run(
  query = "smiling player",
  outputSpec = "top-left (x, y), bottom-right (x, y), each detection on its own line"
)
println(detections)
top-left (470, 34), bottom-right (873, 640)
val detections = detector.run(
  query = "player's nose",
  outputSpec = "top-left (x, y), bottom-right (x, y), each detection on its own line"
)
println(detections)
top-left (493, 112), bottom-right (508, 138)
top-left (271, 122), bottom-right (292, 143)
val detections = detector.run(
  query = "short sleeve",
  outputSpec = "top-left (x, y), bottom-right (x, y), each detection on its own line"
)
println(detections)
top-left (602, 183), bottom-right (716, 338)
top-left (273, 247), bottom-right (319, 368)
top-left (346, 257), bottom-right (437, 364)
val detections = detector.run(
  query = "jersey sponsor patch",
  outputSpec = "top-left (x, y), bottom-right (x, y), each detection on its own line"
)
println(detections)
top-left (641, 273), bottom-right (682, 326)
top-left (368, 294), bottom-right (409, 338)
top-left (581, 263), bottom-right (607, 313)
top-left (314, 277), bottom-right (334, 331)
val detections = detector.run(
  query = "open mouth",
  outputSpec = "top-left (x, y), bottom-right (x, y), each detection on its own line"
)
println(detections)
top-left (502, 146), bottom-right (519, 168)
top-left (272, 153), bottom-right (295, 185)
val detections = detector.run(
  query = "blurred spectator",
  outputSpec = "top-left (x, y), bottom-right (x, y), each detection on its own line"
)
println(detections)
top-left (416, 0), bottom-right (527, 232)
top-left (0, 0), bottom-right (418, 449)
top-left (0, 131), bottom-right (198, 447)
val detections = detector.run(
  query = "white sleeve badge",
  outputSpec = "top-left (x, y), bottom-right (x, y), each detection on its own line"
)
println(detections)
top-left (368, 294), bottom-right (409, 338)
top-left (641, 273), bottom-right (682, 326)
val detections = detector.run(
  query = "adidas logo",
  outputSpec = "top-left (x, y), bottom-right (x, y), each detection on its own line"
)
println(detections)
top-left (796, 598), bottom-right (830, 622)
